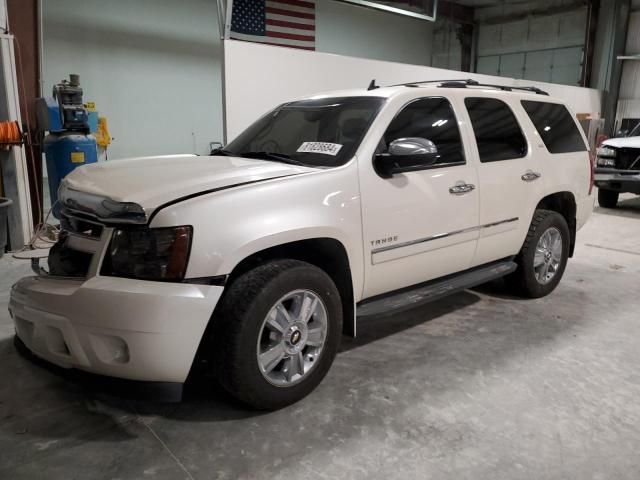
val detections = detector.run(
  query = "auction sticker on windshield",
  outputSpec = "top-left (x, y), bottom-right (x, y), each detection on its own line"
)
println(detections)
top-left (297, 142), bottom-right (343, 156)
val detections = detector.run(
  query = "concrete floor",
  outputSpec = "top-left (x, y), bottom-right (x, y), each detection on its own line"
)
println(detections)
top-left (1, 194), bottom-right (640, 480)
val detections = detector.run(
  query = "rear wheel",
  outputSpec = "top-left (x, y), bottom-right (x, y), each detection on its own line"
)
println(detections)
top-left (211, 260), bottom-right (342, 410)
top-left (509, 209), bottom-right (570, 298)
top-left (598, 188), bottom-right (619, 208)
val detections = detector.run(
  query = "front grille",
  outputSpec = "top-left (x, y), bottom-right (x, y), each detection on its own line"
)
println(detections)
top-left (615, 148), bottom-right (640, 170)
top-left (47, 234), bottom-right (94, 277)
top-left (48, 209), bottom-right (106, 278)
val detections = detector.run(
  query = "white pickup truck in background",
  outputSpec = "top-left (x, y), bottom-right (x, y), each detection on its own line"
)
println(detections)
top-left (595, 124), bottom-right (640, 208)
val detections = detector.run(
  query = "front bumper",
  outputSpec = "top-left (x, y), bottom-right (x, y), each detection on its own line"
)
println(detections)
top-left (594, 168), bottom-right (640, 194)
top-left (9, 274), bottom-right (224, 385)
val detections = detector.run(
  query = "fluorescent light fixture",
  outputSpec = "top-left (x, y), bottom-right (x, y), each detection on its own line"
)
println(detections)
top-left (336, 0), bottom-right (437, 22)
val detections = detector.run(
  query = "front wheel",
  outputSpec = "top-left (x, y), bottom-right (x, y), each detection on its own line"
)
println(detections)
top-left (211, 260), bottom-right (342, 410)
top-left (508, 209), bottom-right (570, 298)
top-left (598, 188), bottom-right (619, 208)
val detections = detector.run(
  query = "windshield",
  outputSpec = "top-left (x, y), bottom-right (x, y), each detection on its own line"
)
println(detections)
top-left (629, 122), bottom-right (640, 137)
top-left (222, 96), bottom-right (386, 168)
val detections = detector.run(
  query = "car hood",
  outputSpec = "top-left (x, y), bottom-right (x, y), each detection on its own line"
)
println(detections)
top-left (63, 154), bottom-right (314, 213)
top-left (602, 136), bottom-right (640, 149)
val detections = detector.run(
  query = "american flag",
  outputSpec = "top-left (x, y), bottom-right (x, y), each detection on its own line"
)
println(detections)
top-left (229, 0), bottom-right (316, 51)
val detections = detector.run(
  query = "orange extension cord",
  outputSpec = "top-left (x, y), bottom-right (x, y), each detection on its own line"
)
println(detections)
top-left (0, 120), bottom-right (22, 145)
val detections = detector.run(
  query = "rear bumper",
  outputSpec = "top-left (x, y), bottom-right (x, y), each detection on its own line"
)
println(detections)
top-left (9, 274), bottom-right (224, 384)
top-left (594, 169), bottom-right (640, 194)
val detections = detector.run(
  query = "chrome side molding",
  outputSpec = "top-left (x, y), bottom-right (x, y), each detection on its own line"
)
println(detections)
top-left (371, 217), bottom-right (519, 254)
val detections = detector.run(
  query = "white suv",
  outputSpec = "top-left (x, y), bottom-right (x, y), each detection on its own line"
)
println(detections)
top-left (10, 80), bottom-right (594, 409)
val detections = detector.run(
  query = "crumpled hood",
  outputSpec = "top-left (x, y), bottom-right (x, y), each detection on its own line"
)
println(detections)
top-left (63, 154), bottom-right (313, 213)
top-left (602, 136), bottom-right (640, 149)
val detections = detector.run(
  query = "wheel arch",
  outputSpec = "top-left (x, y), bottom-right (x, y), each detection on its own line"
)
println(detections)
top-left (535, 191), bottom-right (577, 257)
top-left (225, 237), bottom-right (356, 337)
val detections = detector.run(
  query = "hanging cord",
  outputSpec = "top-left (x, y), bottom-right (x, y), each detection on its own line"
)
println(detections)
top-left (12, 202), bottom-right (60, 260)
top-left (11, 201), bottom-right (60, 259)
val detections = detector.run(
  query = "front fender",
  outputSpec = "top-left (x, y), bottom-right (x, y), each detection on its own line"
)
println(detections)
top-left (149, 165), bottom-right (365, 300)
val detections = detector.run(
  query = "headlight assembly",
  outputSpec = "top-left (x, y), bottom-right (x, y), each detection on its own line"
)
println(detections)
top-left (596, 146), bottom-right (617, 158)
top-left (102, 226), bottom-right (192, 281)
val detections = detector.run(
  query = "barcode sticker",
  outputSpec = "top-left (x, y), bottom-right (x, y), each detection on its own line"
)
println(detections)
top-left (297, 142), bottom-right (343, 156)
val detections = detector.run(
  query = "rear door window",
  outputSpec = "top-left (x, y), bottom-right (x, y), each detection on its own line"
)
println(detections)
top-left (464, 97), bottom-right (527, 162)
top-left (521, 100), bottom-right (587, 154)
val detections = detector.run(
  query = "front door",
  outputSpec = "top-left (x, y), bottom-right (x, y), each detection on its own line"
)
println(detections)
top-left (358, 96), bottom-right (480, 299)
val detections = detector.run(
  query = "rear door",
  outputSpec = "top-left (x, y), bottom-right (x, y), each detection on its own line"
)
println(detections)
top-left (461, 95), bottom-right (545, 266)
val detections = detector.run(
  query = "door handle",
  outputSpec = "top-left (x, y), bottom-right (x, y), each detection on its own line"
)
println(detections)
top-left (521, 170), bottom-right (542, 182)
top-left (449, 182), bottom-right (476, 195)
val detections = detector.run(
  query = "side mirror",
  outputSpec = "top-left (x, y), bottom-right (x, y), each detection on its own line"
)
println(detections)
top-left (209, 141), bottom-right (223, 154)
top-left (374, 137), bottom-right (439, 178)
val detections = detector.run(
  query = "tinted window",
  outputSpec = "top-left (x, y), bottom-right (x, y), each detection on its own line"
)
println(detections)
top-left (382, 97), bottom-right (464, 166)
top-left (464, 98), bottom-right (527, 162)
top-left (224, 96), bottom-right (385, 168)
top-left (521, 101), bottom-right (587, 154)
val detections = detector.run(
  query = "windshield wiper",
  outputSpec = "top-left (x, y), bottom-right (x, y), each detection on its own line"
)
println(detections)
top-left (239, 151), bottom-right (308, 167)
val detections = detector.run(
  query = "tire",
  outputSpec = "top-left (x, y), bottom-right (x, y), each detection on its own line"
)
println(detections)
top-left (508, 209), bottom-right (570, 298)
top-left (598, 188), bottom-right (619, 208)
top-left (211, 260), bottom-right (342, 410)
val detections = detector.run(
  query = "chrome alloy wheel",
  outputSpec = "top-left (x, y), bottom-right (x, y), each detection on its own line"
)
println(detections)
top-left (257, 289), bottom-right (328, 387)
top-left (534, 226), bottom-right (563, 285)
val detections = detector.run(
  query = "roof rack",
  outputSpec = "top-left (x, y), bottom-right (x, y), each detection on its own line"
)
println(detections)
top-left (388, 78), bottom-right (549, 96)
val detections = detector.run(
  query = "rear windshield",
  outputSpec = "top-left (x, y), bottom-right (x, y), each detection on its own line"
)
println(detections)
top-left (224, 96), bottom-right (386, 168)
top-left (521, 101), bottom-right (587, 154)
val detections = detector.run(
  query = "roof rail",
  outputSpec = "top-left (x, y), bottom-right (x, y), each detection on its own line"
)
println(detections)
top-left (390, 79), bottom-right (479, 87)
top-left (391, 79), bottom-right (549, 95)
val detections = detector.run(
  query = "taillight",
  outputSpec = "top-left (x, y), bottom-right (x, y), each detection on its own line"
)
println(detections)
top-left (588, 150), bottom-right (595, 195)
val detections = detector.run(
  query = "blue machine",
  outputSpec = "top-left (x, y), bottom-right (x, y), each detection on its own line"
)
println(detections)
top-left (37, 74), bottom-right (98, 214)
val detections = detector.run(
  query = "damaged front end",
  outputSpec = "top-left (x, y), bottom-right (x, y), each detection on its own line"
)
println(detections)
top-left (34, 182), bottom-right (148, 278)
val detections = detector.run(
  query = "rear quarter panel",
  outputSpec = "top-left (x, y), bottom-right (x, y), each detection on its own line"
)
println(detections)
top-left (516, 98), bottom-right (594, 230)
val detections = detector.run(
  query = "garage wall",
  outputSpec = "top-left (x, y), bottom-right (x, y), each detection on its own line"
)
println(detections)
top-left (42, 0), bottom-right (434, 161)
top-left (474, 5), bottom-right (587, 86)
top-left (431, 17), bottom-right (462, 71)
top-left (316, 1), bottom-right (433, 66)
top-left (42, 0), bottom-right (224, 161)
top-left (616, 11), bottom-right (640, 131)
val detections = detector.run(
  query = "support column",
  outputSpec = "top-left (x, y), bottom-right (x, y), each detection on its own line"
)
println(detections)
top-left (7, 0), bottom-right (42, 226)
top-left (589, 0), bottom-right (631, 134)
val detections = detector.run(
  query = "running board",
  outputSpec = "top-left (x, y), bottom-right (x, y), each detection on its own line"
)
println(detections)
top-left (356, 260), bottom-right (517, 317)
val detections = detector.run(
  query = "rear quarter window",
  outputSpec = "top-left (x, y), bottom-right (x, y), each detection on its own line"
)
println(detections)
top-left (521, 101), bottom-right (587, 154)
